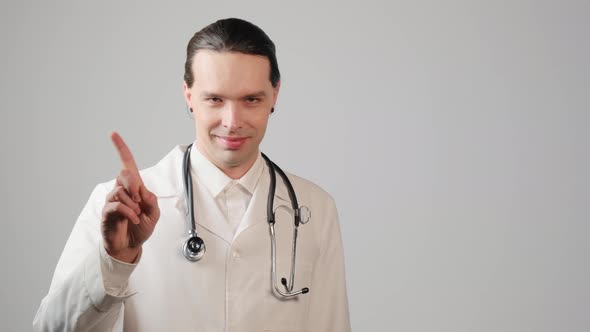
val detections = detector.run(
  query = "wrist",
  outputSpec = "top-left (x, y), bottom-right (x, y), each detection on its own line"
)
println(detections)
top-left (105, 246), bottom-right (142, 264)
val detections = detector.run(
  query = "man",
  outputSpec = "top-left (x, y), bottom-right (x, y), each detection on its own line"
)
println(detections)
top-left (34, 18), bottom-right (350, 331)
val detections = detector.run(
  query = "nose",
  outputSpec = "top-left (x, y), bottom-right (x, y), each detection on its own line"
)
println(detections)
top-left (221, 102), bottom-right (243, 131)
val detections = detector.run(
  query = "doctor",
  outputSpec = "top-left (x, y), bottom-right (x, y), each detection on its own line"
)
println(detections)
top-left (34, 18), bottom-right (350, 331)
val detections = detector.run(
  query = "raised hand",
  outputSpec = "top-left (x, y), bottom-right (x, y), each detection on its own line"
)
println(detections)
top-left (101, 132), bottom-right (160, 263)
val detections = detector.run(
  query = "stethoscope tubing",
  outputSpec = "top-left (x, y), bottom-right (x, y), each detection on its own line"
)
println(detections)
top-left (181, 143), bottom-right (309, 297)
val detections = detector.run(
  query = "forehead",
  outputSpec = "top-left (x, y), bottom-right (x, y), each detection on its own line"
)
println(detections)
top-left (191, 50), bottom-right (273, 95)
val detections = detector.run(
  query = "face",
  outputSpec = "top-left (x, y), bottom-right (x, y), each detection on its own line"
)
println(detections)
top-left (183, 50), bottom-right (280, 176)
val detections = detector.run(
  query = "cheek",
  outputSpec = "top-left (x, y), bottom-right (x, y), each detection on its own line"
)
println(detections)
top-left (252, 114), bottom-right (270, 133)
top-left (195, 112), bottom-right (220, 131)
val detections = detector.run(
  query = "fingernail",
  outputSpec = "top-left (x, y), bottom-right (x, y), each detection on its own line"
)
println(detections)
top-left (133, 194), bottom-right (141, 202)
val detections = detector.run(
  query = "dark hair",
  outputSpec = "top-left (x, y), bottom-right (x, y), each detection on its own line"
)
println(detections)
top-left (184, 18), bottom-right (280, 88)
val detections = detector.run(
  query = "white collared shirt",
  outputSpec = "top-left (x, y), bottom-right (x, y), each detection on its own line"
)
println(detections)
top-left (189, 143), bottom-right (265, 236)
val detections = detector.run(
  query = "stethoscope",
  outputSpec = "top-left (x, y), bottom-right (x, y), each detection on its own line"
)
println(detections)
top-left (182, 143), bottom-right (311, 297)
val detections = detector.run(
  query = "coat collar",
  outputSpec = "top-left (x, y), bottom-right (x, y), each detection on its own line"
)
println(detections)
top-left (141, 144), bottom-right (291, 244)
top-left (139, 145), bottom-right (185, 198)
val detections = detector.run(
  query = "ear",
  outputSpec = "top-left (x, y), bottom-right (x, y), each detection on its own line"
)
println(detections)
top-left (183, 81), bottom-right (192, 106)
top-left (272, 81), bottom-right (281, 107)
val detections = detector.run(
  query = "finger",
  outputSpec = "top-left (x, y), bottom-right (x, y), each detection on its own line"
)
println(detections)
top-left (116, 169), bottom-right (142, 203)
top-left (110, 131), bottom-right (140, 173)
top-left (107, 186), bottom-right (141, 215)
top-left (104, 201), bottom-right (141, 225)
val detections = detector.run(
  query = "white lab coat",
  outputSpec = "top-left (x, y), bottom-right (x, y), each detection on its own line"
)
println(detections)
top-left (33, 144), bottom-right (351, 332)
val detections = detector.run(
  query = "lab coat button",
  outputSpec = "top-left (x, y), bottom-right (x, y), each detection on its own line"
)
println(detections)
top-left (232, 251), bottom-right (240, 259)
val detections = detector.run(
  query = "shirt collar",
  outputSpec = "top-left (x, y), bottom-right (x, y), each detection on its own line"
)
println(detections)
top-left (190, 142), bottom-right (264, 198)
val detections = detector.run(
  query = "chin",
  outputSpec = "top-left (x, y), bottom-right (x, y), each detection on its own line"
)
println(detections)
top-left (216, 151), bottom-right (246, 167)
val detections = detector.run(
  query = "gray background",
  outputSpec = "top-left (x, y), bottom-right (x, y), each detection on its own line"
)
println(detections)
top-left (1, 0), bottom-right (588, 331)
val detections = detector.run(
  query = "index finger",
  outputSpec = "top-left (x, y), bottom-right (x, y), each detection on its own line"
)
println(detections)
top-left (110, 131), bottom-right (139, 172)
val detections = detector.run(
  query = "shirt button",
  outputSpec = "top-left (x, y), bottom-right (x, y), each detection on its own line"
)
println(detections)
top-left (232, 251), bottom-right (240, 259)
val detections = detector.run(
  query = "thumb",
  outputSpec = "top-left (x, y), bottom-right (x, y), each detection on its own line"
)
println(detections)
top-left (139, 184), bottom-right (157, 208)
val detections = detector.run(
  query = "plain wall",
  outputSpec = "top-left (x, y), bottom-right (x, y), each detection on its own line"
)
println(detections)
top-left (1, 0), bottom-right (588, 331)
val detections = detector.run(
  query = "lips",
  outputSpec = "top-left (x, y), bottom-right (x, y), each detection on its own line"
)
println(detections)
top-left (216, 136), bottom-right (248, 149)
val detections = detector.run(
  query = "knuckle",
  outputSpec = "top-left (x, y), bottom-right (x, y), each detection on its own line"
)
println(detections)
top-left (113, 202), bottom-right (128, 213)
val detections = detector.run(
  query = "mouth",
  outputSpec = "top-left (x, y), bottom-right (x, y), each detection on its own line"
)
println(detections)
top-left (216, 136), bottom-right (248, 150)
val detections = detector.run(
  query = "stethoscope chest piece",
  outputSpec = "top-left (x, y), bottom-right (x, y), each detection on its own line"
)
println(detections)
top-left (183, 234), bottom-right (205, 261)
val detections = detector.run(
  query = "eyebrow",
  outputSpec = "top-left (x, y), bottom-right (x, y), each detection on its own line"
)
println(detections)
top-left (200, 91), bottom-right (267, 99)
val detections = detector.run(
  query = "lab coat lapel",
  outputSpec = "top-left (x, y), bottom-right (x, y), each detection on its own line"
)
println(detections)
top-left (234, 162), bottom-right (290, 240)
top-left (143, 145), bottom-right (234, 245)
top-left (170, 183), bottom-right (234, 245)
top-left (193, 190), bottom-right (234, 245)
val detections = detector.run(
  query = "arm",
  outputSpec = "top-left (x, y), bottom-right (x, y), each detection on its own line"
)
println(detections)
top-left (33, 133), bottom-right (159, 331)
top-left (307, 198), bottom-right (351, 331)
top-left (33, 183), bottom-right (137, 332)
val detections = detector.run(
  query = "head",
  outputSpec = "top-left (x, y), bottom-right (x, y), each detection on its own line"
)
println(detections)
top-left (183, 18), bottom-right (281, 178)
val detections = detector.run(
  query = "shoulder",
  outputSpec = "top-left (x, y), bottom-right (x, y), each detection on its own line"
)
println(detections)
top-left (282, 170), bottom-right (337, 212)
top-left (286, 172), bottom-right (332, 198)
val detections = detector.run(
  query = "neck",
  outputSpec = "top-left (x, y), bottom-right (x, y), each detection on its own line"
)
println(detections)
top-left (195, 143), bottom-right (258, 180)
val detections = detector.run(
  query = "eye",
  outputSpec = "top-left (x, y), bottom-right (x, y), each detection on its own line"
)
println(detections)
top-left (245, 97), bottom-right (261, 104)
top-left (206, 97), bottom-right (223, 104)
